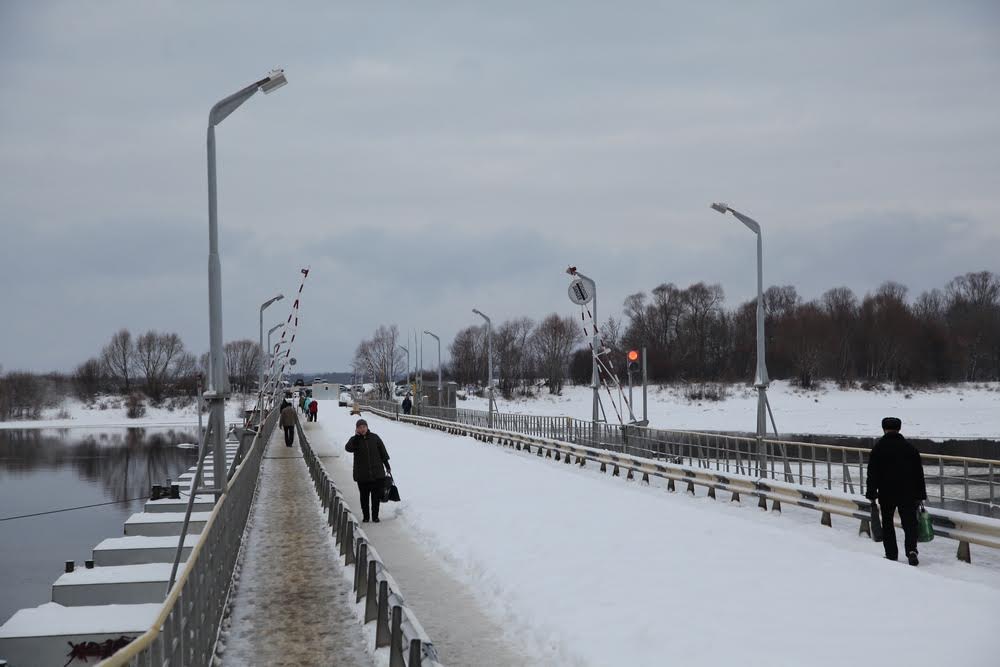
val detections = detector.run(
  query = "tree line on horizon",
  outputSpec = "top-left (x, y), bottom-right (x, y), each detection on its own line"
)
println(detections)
top-left (0, 330), bottom-right (266, 420)
top-left (352, 271), bottom-right (1000, 400)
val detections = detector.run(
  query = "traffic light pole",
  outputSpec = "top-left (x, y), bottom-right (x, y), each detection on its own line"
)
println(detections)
top-left (642, 346), bottom-right (648, 423)
top-left (627, 370), bottom-right (635, 421)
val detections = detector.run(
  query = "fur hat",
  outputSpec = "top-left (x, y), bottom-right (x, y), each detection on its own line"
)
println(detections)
top-left (881, 416), bottom-right (902, 431)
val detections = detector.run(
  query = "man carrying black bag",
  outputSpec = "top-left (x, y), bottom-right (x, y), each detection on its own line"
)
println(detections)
top-left (865, 417), bottom-right (927, 566)
top-left (345, 419), bottom-right (391, 523)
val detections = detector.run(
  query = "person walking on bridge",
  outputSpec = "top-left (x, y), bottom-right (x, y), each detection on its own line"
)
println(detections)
top-left (308, 398), bottom-right (319, 422)
top-left (280, 400), bottom-right (297, 447)
top-left (865, 417), bottom-right (927, 565)
top-left (345, 419), bottom-right (391, 523)
top-left (401, 394), bottom-right (412, 415)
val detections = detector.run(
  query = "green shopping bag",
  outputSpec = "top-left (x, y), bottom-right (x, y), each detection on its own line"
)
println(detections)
top-left (917, 504), bottom-right (934, 543)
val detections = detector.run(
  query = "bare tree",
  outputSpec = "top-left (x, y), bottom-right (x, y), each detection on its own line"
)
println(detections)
top-left (224, 340), bottom-right (262, 393)
top-left (73, 357), bottom-right (105, 401)
top-left (352, 325), bottom-right (403, 398)
top-left (102, 329), bottom-right (135, 393)
top-left (136, 331), bottom-right (185, 402)
top-left (531, 314), bottom-right (580, 394)
top-left (495, 317), bottom-right (534, 398)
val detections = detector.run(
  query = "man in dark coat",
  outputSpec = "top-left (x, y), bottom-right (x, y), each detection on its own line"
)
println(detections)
top-left (279, 400), bottom-right (297, 447)
top-left (345, 419), bottom-right (391, 523)
top-left (865, 417), bottom-right (927, 565)
top-left (401, 395), bottom-right (412, 415)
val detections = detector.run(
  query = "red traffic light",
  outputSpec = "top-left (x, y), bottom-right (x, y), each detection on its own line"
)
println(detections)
top-left (627, 350), bottom-right (639, 362)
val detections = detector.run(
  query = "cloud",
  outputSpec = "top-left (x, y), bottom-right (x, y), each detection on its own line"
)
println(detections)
top-left (1, 2), bottom-right (998, 372)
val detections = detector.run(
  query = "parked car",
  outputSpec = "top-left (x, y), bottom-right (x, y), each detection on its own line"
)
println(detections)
top-left (339, 392), bottom-right (351, 407)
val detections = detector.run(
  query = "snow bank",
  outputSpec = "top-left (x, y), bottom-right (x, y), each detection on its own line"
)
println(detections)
top-left (323, 402), bottom-right (1000, 667)
top-left (460, 381), bottom-right (1000, 439)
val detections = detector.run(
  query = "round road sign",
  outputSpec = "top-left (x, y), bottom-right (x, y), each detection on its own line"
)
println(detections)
top-left (568, 277), bottom-right (594, 306)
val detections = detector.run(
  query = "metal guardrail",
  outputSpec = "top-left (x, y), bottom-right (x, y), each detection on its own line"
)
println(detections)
top-left (361, 404), bottom-right (1000, 565)
top-left (363, 399), bottom-right (998, 518)
top-left (99, 404), bottom-right (279, 666)
top-left (296, 420), bottom-right (443, 667)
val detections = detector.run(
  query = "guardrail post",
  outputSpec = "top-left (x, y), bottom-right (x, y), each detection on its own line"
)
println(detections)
top-left (771, 499), bottom-right (781, 513)
top-left (346, 525), bottom-right (358, 564)
top-left (376, 581), bottom-right (390, 647)
top-left (365, 561), bottom-right (379, 622)
top-left (641, 472), bottom-right (649, 483)
top-left (686, 480), bottom-right (695, 495)
top-left (409, 639), bottom-right (423, 667)
top-left (390, 606), bottom-right (405, 667)
top-left (859, 518), bottom-right (871, 537)
top-left (821, 511), bottom-right (832, 527)
top-left (613, 465), bottom-right (620, 477)
top-left (356, 542), bottom-right (368, 601)
top-left (957, 541), bottom-right (971, 563)
top-left (730, 490), bottom-right (740, 503)
top-left (707, 486), bottom-right (716, 499)
top-left (758, 495), bottom-right (767, 510)
top-left (667, 478), bottom-right (675, 492)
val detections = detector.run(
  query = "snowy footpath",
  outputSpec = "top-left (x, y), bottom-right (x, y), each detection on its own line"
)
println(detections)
top-left (222, 428), bottom-right (370, 666)
top-left (311, 419), bottom-right (530, 666)
top-left (321, 400), bottom-right (1000, 667)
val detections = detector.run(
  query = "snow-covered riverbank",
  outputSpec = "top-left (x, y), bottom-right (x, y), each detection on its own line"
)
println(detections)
top-left (459, 380), bottom-right (1000, 439)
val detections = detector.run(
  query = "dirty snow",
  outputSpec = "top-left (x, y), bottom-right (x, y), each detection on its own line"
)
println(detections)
top-left (222, 429), bottom-right (370, 666)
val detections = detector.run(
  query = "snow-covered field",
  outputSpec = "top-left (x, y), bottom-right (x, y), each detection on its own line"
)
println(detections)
top-left (323, 402), bottom-right (1000, 667)
top-left (0, 395), bottom-right (250, 430)
top-left (460, 381), bottom-right (1000, 439)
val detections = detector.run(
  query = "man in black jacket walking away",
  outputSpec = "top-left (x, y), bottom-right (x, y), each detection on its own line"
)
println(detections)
top-left (345, 419), bottom-right (391, 523)
top-left (865, 417), bottom-right (927, 565)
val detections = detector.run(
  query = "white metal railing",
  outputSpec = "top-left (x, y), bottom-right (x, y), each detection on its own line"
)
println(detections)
top-left (360, 399), bottom-right (998, 519)
top-left (99, 404), bottom-right (279, 666)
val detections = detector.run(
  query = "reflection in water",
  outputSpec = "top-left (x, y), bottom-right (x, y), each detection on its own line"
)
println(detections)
top-left (0, 428), bottom-right (197, 503)
top-left (0, 427), bottom-right (199, 626)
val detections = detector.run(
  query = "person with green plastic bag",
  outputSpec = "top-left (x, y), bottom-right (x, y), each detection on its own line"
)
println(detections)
top-left (865, 417), bottom-right (928, 566)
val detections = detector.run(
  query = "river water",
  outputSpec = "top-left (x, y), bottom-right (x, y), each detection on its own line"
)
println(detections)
top-left (0, 427), bottom-right (199, 625)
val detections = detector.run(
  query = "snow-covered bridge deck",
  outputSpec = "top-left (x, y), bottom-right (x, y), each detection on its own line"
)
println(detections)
top-left (313, 400), bottom-right (1000, 667)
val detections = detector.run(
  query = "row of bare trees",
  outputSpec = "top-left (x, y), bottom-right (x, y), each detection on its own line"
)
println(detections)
top-left (449, 314), bottom-right (580, 396)
top-left (615, 271), bottom-right (1000, 387)
top-left (73, 329), bottom-right (263, 402)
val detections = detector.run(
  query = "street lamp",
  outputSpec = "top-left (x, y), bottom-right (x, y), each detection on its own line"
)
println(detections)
top-left (266, 322), bottom-right (284, 395)
top-left (711, 202), bottom-right (772, 475)
top-left (205, 68), bottom-right (287, 498)
top-left (258, 293), bottom-right (284, 410)
top-left (472, 308), bottom-right (495, 427)
top-left (398, 344), bottom-right (410, 388)
top-left (423, 330), bottom-right (442, 407)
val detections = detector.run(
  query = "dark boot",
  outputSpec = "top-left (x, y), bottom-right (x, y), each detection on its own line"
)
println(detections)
top-left (907, 551), bottom-right (919, 566)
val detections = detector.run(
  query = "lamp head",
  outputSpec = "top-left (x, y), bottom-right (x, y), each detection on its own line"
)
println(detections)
top-left (260, 69), bottom-right (288, 94)
top-left (710, 202), bottom-right (729, 215)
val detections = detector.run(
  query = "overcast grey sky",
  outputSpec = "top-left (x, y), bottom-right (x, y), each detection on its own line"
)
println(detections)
top-left (2, 1), bottom-right (998, 373)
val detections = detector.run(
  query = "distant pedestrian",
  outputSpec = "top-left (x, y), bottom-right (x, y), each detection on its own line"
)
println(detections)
top-left (303, 396), bottom-right (312, 418)
top-left (299, 394), bottom-right (307, 414)
top-left (308, 398), bottom-right (319, 422)
top-left (401, 394), bottom-right (412, 415)
top-left (279, 400), bottom-right (297, 447)
top-left (865, 417), bottom-right (927, 565)
top-left (345, 419), bottom-right (391, 523)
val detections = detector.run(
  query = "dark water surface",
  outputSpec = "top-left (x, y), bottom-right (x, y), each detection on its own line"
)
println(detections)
top-left (0, 427), bottom-right (198, 625)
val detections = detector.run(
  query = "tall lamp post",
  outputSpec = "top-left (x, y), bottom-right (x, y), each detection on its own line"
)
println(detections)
top-left (399, 344), bottom-right (410, 388)
top-left (258, 293), bottom-right (284, 412)
top-left (205, 68), bottom-right (287, 497)
top-left (266, 322), bottom-right (284, 395)
top-left (711, 202), bottom-right (772, 476)
top-left (472, 308), bottom-right (495, 427)
top-left (423, 330), bottom-right (442, 407)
